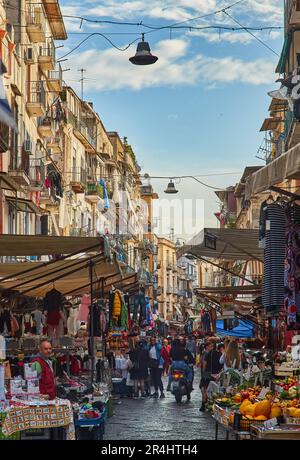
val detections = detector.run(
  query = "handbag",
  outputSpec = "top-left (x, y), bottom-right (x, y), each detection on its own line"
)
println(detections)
top-left (148, 358), bottom-right (159, 369)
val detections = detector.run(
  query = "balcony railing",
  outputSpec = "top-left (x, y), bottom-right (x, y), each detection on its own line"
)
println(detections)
top-left (69, 228), bottom-right (90, 237)
top-left (85, 180), bottom-right (102, 195)
top-left (28, 81), bottom-right (46, 105)
top-left (71, 167), bottom-right (86, 184)
top-left (0, 121), bottom-right (9, 153)
top-left (10, 150), bottom-right (30, 176)
top-left (68, 111), bottom-right (96, 150)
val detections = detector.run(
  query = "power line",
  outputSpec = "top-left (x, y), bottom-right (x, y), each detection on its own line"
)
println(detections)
top-left (223, 10), bottom-right (280, 56)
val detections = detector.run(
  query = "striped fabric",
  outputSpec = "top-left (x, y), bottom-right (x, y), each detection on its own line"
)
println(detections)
top-left (262, 203), bottom-right (286, 315)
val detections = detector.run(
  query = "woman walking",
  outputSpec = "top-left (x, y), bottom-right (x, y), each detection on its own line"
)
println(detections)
top-left (147, 336), bottom-right (165, 399)
top-left (129, 341), bottom-right (149, 398)
top-left (161, 338), bottom-right (171, 377)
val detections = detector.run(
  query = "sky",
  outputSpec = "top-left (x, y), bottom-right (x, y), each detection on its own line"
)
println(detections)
top-left (58, 0), bottom-right (284, 241)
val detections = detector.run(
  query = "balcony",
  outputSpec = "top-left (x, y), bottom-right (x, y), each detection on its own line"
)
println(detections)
top-left (68, 111), bottom-right (96, 153)
top-left (47, 66), bottom-right (63, 93)
top-left (70, 167), bottom-right (86, 193)
top-left (8, 151), bottom-right (31, 186)
top-left (186, 273), bottom-right (197, 281)
top-left (166, 261), bottom-right (173, 271)
top-left (286, 0), bottom-right (300, 27)
top-left (85, 180), bottom-right (104, 204)
top-left (0, 122), bottom-right (9, 153)
top-left (38, 46), bottom-right (55, 71)
top-left (285, 109), bottom-right (300, 150)
top-left (166, 286), bottom-right (173, 295)
top-left (47, 136), bottom-right (62, 154)
top-left (40, 188), bottom-right (56, 205)
top-left (26, 82), bottom-right (46, 117)
top-left (26, 7), bottom-right (46, 43)
top-left (69, 228), bottom-right (89, 237)
top-left (38, 117), bottom-right (55, 138)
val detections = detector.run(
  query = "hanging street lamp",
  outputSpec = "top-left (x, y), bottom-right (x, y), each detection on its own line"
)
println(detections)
top-left (164, 179), bottom-right (178, 194)
top-left (129, 34), bottom-right (158, 66)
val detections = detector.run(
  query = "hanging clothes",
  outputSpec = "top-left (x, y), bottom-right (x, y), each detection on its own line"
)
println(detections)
top-left (67, 307), bottom-right (80, 336)
top-left (77, 294), bottom-right (91, 323)
top-left (89, 304), bottom-right (102, 337)
top-left (284, 202), bottom-right (300, 329)
top-left (44, 288), bottom-right (63, 312)
top-left (31, 309), bottom-right (44, 335)
top-left (262, 202), bottom-right (286, 315)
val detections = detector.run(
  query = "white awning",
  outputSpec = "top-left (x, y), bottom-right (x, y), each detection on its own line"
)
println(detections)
top-left (245, 143), bottom-right (300, 199)
top-left (178, 228), bottom-right (263, 262)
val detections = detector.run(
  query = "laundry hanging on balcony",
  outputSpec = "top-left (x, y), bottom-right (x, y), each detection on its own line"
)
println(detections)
top-left (0, 59), bottom-right (17, 130)
top-left (99, 178), bottom-right (109, 210)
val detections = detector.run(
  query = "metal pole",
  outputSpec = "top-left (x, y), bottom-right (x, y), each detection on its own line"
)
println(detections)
top-left (89, 259), bottom-right (95, 385)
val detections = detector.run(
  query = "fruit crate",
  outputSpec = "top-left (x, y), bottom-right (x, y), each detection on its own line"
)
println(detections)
top-left (275, 365), bottom-right (299, 377)
top-left (285, 416), bottom-right (300, 425)
top-left (231, 414), bottom-right (265, 432)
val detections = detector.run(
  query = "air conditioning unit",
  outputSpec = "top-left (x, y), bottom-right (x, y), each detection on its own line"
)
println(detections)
top-left (24, 139), bottom-right (33, 153)
top-left (25, 47), bottom-right (34, 64)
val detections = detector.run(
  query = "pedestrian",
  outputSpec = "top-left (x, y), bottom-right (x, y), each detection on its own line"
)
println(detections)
top-left (219, 339), bottom-right (241, 370)
top-left (199, 341), bottom-right (216, 412)
top-left (161, 338), bottom-right (171, 377)
top-left (147, 336), bottom-right (165, 399)
top-left (186, 335), bottom-right (196, 359)
top-left (129, 341), bottom-right (149, 398)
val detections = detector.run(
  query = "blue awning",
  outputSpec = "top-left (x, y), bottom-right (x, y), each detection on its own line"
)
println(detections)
top-left (216, 319), bottom-right (254, 338)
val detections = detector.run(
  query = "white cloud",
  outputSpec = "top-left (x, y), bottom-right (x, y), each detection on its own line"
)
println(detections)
top-left (64, 38), bottom-right (276, 92)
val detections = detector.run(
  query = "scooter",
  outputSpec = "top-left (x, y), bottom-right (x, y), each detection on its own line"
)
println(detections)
top-left (171, 368), bottom-right (192, 403)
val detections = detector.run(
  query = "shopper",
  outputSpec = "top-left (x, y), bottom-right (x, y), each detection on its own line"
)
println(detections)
top-left (147, 336), bottom-right (165, 398)
top-left (161, 339), bottom-right (171, 377)
top-left (129, 341), bottom-right (149, 398)
top-left (32, 339), bottom-right (56, 400)
top-left (186, 335), bottom-right (197, 359)
top-left (200, 342), bottom-right (222, 412)
top-left (220, 339), bottom-right (241, 370)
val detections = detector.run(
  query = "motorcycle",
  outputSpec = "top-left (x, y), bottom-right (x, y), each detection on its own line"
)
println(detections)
top-left (171, 368), bottom-right (192, 403)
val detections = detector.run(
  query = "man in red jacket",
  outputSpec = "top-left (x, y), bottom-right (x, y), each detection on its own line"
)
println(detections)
top-left (32, 340), bottom-right (56, 400)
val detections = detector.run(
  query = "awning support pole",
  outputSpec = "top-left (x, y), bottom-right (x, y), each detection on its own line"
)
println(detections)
top-left (89, 259), bottom-right (95, 386)
top-left (197, 256), bottom-right (257, 285)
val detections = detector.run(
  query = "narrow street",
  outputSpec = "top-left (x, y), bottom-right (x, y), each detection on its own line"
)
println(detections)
top-left (105, 372), bottom-right (226, 440)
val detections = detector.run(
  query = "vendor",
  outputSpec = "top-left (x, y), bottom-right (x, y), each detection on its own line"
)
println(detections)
top-left (31, 339), bottom-right (56, 400)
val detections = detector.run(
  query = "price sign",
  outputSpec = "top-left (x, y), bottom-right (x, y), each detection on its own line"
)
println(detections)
top-left (263, 418), bottom-right (278, 429)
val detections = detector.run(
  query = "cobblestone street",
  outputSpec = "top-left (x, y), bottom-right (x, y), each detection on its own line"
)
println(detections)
top-left (105, 371), bottom-right (226, 440)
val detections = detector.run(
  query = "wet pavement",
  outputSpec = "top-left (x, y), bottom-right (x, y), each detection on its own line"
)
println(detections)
top-left (105, 371), bottom-right (227, 440)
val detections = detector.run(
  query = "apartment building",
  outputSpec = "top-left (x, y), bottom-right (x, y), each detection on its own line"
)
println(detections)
top-left (0, 0), bottom-right (67, 237)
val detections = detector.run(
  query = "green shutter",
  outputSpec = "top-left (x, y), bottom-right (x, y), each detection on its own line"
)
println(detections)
top-left (276, 32), bottom-right (292, 74)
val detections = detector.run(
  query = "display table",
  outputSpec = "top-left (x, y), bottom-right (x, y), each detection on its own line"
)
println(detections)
top-left (1, 399), bottom-right (75, 440)
top-left (250, 423), bottom-right (300, 440)
top-left (212, 415), bottom-right (251, 440)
